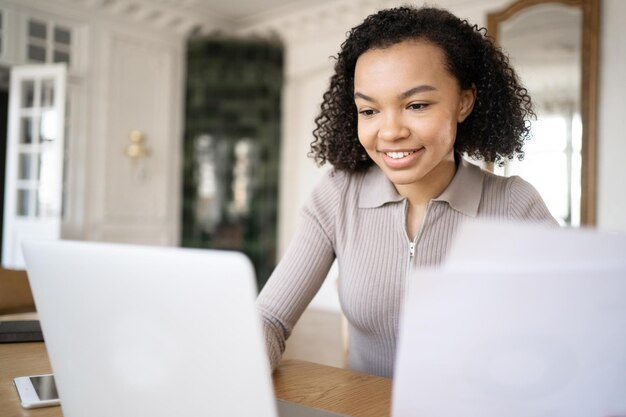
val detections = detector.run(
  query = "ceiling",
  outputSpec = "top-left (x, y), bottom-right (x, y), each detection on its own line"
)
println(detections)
top-left (157, 0), bottom-right (340, 25)
top-left (190, 0), bottom-right (315, 21)
top-left (92, 0), bottom-right (344, 34)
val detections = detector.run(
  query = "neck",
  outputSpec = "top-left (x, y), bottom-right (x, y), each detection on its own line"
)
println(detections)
top-left (394, 156), bottom-right (457, 209)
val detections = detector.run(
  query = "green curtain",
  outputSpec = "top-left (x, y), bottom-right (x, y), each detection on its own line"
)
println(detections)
top-left (182, 36), bottom-right (283, 290)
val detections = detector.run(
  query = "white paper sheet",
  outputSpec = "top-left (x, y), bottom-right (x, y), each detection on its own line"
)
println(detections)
top-left (392, 221), bottom-right (626, 417)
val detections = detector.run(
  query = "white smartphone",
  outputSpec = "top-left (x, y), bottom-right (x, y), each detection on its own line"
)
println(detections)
top-left (13, 374), bottom-right (61, 409)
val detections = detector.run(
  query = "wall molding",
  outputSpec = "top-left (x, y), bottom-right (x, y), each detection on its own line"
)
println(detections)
top-left (61, 0), bottom-right (226, 35)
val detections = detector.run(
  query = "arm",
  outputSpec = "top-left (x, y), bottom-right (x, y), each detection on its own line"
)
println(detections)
top-left (256, 173), bottom-right (342, 371)
top-left (256, 214), bottom-right (335, 370)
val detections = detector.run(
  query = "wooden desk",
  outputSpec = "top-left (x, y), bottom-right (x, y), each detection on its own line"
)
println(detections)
top-left (0, 342), bottom-right (391, 417)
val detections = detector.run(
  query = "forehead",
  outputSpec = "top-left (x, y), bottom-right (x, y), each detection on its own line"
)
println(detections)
top-left (354, 40), bottom-right (453, 87)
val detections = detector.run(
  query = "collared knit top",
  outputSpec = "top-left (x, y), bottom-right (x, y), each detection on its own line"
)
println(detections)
top-left (256, 158), bottom-right (557, 377)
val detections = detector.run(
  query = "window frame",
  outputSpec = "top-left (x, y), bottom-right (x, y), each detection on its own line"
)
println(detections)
top-left (17, 9), bottom-right (87, 76)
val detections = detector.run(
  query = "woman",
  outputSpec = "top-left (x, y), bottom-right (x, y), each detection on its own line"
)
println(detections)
top-left (257, 6), bottom-right (557, 378)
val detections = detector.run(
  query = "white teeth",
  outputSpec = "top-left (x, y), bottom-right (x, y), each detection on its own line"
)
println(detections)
top-left (385, 151), bottom-right (414, 159)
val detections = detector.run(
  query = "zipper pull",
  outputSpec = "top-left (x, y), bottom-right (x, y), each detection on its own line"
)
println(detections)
top-left (409, 241), bottom-right (416, 258)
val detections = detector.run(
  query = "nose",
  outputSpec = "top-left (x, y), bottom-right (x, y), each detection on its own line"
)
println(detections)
top-left (378, 111), bottom-right (409, 142)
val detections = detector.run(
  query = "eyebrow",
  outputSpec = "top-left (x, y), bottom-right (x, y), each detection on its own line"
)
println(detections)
top-left (354, 85), bottom-right (437, 102)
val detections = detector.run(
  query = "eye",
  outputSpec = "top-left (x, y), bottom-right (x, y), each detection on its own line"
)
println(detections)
top-left (358, 109), bottom-right (377, 117)
top-left (407, 102), bottom-right (429, 111)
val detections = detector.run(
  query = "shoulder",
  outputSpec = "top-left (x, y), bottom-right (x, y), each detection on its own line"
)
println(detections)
top-left (300, 169), bottom-right (366, 244)
top-left (308, 169), bottom-right (359, 205)
top-left (479, 171), bottom-right (558, 225)
top-left (504, 174), bottom-right (558, 225)
top-left (480, 169), bottom-right (536, 200)
top-left (507, 175), bottom-right (542, 200)
top-left (311, 168), bottom-right (352, 195)
top-left (305, 168), bottom-right (365, 218)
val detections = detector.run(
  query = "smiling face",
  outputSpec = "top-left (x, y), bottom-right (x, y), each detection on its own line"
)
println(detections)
top-left (354, 39), bottom-right (476, 196)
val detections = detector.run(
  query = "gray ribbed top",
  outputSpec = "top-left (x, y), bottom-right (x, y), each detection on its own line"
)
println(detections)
top-left (257, 158), bottom-right (557, 377)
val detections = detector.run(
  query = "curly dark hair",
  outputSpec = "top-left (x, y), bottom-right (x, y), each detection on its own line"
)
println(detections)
top-left (310, 6), bottom-right (534, 171)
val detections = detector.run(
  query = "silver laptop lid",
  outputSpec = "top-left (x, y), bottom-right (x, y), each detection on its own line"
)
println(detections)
top-left (23, 240), bottom-right (277, 417)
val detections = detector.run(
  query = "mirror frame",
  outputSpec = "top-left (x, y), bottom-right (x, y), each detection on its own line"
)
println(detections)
top-left (487, 0), bottom-right (600, 226)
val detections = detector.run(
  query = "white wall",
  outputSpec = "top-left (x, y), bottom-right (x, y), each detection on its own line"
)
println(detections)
top-left (597, 0), bottom-right (626, 232)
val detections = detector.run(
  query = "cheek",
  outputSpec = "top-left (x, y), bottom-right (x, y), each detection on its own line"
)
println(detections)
top-left (412, 113), bottom-right (457, 145)
top-left (357, 123), bottom-right (375, 149)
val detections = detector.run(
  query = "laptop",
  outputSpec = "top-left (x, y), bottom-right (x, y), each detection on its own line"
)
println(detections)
top-left (393, 221), bottom-right (626, 417)
top-left (22, 240), bottom-right (347, 417)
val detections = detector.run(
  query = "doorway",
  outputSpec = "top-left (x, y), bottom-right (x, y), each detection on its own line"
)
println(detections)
top-left (182, 37), bottom-right (283, 290)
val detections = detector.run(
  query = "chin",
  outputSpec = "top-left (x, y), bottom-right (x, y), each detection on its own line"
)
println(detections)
top-left (384, 170), bottom-right (427, 186)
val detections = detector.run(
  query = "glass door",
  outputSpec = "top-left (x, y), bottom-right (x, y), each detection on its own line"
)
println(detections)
top-left (2, 64), bottom-right (66, 268)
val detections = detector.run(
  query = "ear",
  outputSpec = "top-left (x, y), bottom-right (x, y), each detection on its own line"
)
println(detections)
top-left (457, 84), bottom-right (477, 123)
